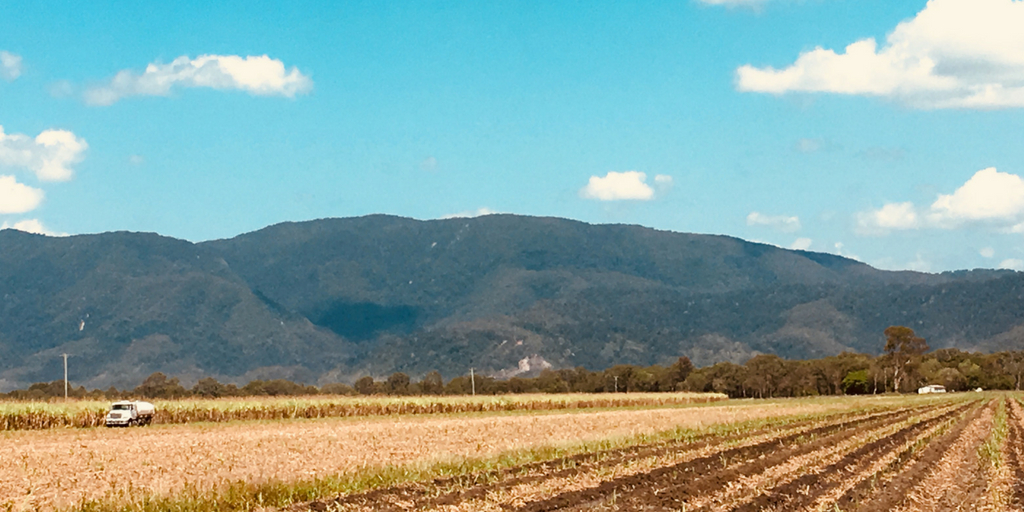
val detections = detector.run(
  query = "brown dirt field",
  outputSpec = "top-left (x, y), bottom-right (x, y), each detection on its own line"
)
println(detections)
top-left (890, 401), bottom-right (993, 511)
top-left (298, 396), bottom-right (1001, 512)
top-left (0, 398), bottom-right (854, 511)
top-left (1002, 398), bottom-right (1024, 510)
top-left (320, 405), bottom-right (932, 512)
top-left (725, 402), bottom-right (967, 512)
top-left (547, 403), bottom-right (962, 512)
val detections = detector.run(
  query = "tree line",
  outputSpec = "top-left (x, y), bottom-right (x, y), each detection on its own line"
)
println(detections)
top-left (5, 326), bottom-right (1024, 401)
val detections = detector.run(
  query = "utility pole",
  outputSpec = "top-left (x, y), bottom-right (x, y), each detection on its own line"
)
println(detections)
top-left (470, 368), bottom-right (476, 396)
top-left (62, 353), bottom-right (69, 401)
top-left (613, 375), bottom-right (618, 393)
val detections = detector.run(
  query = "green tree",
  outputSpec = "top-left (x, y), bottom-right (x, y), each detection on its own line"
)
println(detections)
top-left (419, 371), bottom-right (444, 395)
top-left (192, 377), bottom-right (232, 397)
top-left (998, 351), bottom-right (1024, 390)
top-left (842, 369), bottom-right (871, 394)
top-left (133, 372), bottom-right (187, 399)
top-left (320, 382), bottom-right (356, 395)
top-left (934, 367), bottom-right (967, 391)
top-left (883, 326), bottom-right (929, 393)
top-left (744, 354), bottom-right (786, 398)
top-left (354, 376), bottom-right (375, 395)
top-left (663, 357), bottom-right (695, 391)
top-left (387, 372), bottom-right (411, 395)
top-left (814, 353), bottom-right (871, 395)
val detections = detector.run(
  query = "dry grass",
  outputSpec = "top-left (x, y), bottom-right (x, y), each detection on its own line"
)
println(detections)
top-left (0, 396), bottom-right (875, 511)
top-left (0, 392), bottom-right (725, 430)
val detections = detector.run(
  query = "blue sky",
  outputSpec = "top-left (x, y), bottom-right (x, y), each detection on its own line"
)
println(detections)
top-left (2, 0), bottom-right (1024, 272)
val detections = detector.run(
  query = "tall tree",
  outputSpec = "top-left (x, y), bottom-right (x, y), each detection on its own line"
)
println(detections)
top-left (883, 326), bottom-right (929, 393)
top-left (998, 351), bottom-right (1024, 390)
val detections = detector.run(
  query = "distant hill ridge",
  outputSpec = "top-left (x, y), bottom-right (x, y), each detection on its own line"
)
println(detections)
top-left (1, 214), bottom-right (1021, 391)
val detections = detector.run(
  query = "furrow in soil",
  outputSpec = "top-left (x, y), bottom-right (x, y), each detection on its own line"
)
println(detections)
top-left (514, 403), bottom-right (943, 512)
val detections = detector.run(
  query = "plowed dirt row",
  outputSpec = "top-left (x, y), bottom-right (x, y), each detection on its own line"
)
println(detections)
top-left (300, 400), bottom-right (977, 512)
top-left (892, 401), bottom-right (993, 511)
top-left (1002, 398), bottom-right (1024, 510)
top-left (539, 402), bottom-right (968, 512)
top-left (317, 405), bottom-right (931, 512)
top-left (714, 402), bottom-right (968, 512)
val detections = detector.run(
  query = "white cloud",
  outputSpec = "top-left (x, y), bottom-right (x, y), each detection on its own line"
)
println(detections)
top-left (85, 54), bottom-right (313, 106)
top-left (420, 156), bottom-right (438, 172)
top-left (856, 168), bottom-right (1024, 235)
top-left (790, 237), bottom-right (812, 250)
top-left (580, 171), bottom-right (655, 201)
top-left (0, 175), bottom-right (44, 214)
top-left (0, 125), bottom-right (88, 182)
top-left (794, 138), bottom-right (823, 153)
top-left (128, 154), bottom-right (145, 166)
top-left (980, 247), bottom-right (995, 258)
top-left (833, 242), bottom-right (861, 261)
top-left (929, 168), bottom-right (1024, 224)
top-left (48, 80), bottom-right (75, 98)
top-left (441, 207), bottom-right (499, 219)
top-left (0, 219), bottom-right (67, 237)
top-left (746, 211), bottom-right (801, 233)
top-left (654, 174), bottom-right (674, 194)
top-left (793, 138), bottom-right (840, 153)
top-left (0, 51), bottom-right (22, 81)
top-left (999, 258), bottom-right (1024, 271)
top-left (737, 0), bottom-right (1024, 109)
top-left (856, 202), bottom-right (919, 234)
top-left (907, 254), bottom-right (932, 272)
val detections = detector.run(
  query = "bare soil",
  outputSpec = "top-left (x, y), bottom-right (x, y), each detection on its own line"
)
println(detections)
top-left (298, 399), bottom-right (992, 512)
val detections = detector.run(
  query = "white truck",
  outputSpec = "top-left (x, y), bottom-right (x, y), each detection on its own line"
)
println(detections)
top-left (104, 400), bottom-right (155, 427)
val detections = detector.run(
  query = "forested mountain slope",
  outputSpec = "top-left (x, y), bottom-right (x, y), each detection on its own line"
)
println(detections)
top-left (1, 214), bottom-right (1020, 390)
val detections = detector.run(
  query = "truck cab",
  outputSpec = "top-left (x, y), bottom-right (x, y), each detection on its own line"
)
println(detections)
top-left (104, 400), bottom-right (155, 427)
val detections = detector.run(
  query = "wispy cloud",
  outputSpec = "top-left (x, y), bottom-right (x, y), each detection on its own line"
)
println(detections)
top-left (746, 211), bottom-right (801, 233)
top-left (0, 51), bottom-right (22, 81)
top-left (790, 237), bottom-right (812, 250)
top-left (0, 219), bottom-right (67, 237)
top-left (999, 259), bottom-right (1024, 271)
top-left (737, 0), bottom-right (1024, 109)
top-left (441, 207), bottom-right (499, 219)
top-left (85, 54), bottom-right (313, 106)
top-left (420, 156), bottom-right (438, 172)
top-left (793, 138), bottom-right (841, 154)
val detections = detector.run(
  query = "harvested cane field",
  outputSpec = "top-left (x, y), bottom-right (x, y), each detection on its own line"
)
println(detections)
top-left (1, 393), bottom-right (1015, 512)
top-left (0, 392), bottom-right (725, 430)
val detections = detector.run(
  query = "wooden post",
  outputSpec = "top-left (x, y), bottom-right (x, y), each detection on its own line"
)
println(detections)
top-left (62, 353), bottom-right (68, 401)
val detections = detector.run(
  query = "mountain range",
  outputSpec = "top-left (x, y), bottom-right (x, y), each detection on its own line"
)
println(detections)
top-left (2, 214), bottom-right (1023, 391)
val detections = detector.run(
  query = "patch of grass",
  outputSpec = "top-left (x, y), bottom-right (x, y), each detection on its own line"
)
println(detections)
top-left (979, 398), bottom-right (1007, 469)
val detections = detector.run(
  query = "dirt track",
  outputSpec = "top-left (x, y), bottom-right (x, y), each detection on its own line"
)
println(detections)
top-left (300, 395), bottom-right (1024, 512)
